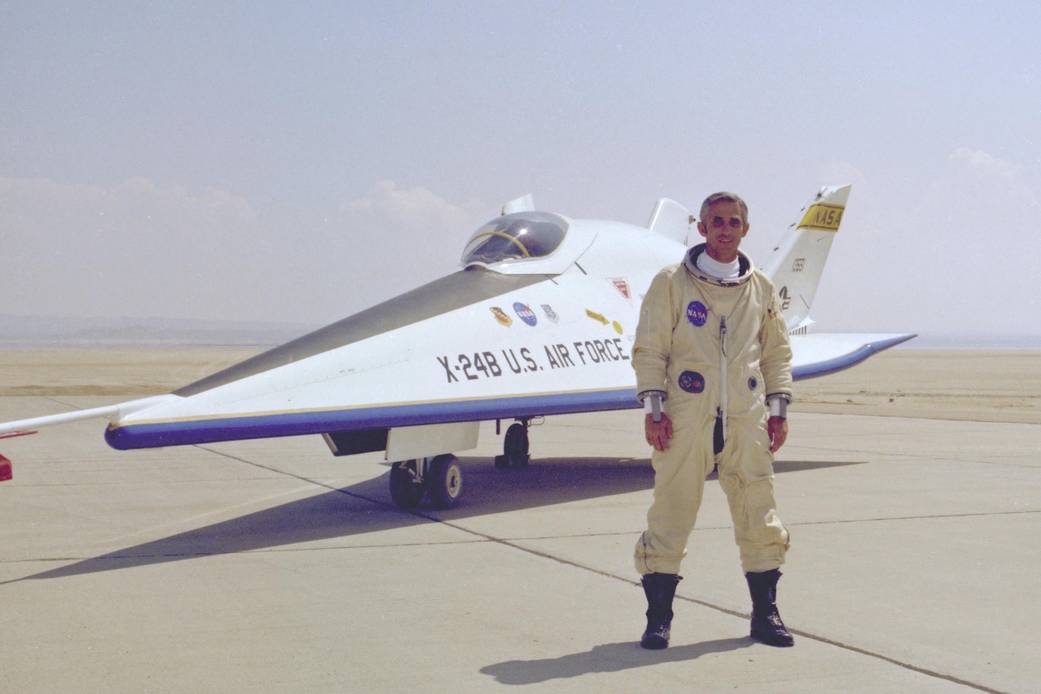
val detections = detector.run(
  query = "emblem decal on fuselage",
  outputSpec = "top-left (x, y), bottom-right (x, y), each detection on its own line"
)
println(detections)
top-left (540, 304), bottom-right (559, 323)
top-left (491, 306), bottom-right (513, 327)
top-left (513, 302), bottom-right (537, 327)
top-left (610, 278), bottom-right (631, 299)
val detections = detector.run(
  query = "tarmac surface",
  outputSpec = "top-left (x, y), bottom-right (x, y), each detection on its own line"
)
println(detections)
top-left (2, 383), bottom-right (1040, 693)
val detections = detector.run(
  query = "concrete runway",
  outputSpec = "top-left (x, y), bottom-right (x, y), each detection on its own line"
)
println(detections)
top-left (2, 395), bottom-right (1039, 693)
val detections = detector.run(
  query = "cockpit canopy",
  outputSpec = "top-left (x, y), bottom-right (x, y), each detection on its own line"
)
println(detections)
top-left (460, 212), bottom-right (569, 267)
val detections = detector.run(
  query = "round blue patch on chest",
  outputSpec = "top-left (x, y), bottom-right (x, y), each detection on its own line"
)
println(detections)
top-left (686, 301), bottom-right (708, 327)
top-left (748, 376), bottom-right (758, 391)
top-left (677, 370), bottom-right (705, 393)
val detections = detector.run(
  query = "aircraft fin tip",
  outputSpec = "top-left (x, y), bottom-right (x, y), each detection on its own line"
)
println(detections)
top-left (502, 194), bottom-right (535, 215)
top-left (647, 197), bottom-right (692, 244)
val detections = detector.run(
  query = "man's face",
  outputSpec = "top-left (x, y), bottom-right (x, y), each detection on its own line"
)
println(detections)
top-left (698, 200), bottom-right (749, 263)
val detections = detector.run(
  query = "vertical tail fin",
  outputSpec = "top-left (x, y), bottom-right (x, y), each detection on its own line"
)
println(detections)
top-left (647, 197), bottom-right (694, 245)
top-left (763, 184), bottom-right (852, 332)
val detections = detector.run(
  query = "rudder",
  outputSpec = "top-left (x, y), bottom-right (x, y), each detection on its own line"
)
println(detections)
top-left (763, 185), bottom-right (852, 332)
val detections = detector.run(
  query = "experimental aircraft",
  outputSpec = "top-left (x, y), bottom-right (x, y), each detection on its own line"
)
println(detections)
top-left (0, 185), bottom-right (914, 507)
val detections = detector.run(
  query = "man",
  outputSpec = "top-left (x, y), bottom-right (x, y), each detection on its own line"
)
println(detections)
top-left (632, 191), bottom-right (794, 649)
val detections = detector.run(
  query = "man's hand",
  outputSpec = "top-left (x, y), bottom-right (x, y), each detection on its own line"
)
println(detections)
top-left (645, 412), bottom-right (673, 452)
top-left (768, 416), bottom-right (788, 453)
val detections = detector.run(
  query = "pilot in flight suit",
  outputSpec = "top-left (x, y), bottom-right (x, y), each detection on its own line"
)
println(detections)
top-left (632, 191), bottom-right (795, 649)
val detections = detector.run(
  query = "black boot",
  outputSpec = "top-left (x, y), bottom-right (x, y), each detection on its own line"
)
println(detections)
top-left (745, 569), bottom-right (794, 647)
top-left (640, 573), bottom-right (682, 649)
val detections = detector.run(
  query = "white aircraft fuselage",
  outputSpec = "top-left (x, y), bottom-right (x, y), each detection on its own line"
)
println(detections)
top-left (0, 185), bottom-right (914, 506)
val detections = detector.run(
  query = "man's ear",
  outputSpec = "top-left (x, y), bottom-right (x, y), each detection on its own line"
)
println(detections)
top-left (741, 223), bottom-right (750, 238)
top-left (697, 222), bottom-right (708, 238)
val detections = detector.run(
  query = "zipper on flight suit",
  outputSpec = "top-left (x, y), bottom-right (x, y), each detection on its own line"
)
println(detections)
top-left (718, 315), bottom-right (728, 448)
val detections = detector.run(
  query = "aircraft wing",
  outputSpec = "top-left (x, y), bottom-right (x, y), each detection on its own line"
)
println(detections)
top-left (0, 331), bottom-right (917, 448)
top-left (790, 333), bottom-right (916, 380)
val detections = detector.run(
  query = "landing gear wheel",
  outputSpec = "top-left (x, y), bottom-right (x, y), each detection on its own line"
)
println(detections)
top-left (427, 454), bottom-right (463, 509)
top-left (389, 460), bottom-right (425, 508)
top-left (503, 422), bottom-right (530, 468)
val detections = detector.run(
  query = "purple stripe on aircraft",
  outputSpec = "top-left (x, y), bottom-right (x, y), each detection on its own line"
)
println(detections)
top-left (792, 334), bottom-right (916, 380)
top-left (105, 389), bottom-right (643, 450)
top-left (106, 333), bottom-right (914, 451)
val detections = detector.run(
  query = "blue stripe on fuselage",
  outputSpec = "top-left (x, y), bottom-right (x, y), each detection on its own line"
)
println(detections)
top-left (105, 389), bottom-right (643, 450)
top-left (106, 333), bottom-right (915, 450)
top-left (791, 334), bottom-right (916, 380)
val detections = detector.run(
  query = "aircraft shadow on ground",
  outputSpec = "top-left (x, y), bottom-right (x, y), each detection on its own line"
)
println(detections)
top-left (23, 457), bottom-right (861, 582)
top-left (480, 638), bottom-right (753, 684)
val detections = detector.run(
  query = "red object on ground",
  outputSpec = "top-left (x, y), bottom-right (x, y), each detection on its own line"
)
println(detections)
top-left (0, 431), bottom-right (34, 480)
top-left (0, 430), bottom-right (37, 440)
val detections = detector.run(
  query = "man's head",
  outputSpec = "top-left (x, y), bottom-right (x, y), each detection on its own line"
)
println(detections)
top-left (697, 192), bottom-right (750, 263)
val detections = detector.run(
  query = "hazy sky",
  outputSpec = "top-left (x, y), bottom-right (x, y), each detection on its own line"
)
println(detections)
top-left (2, 1), bottom-right (1040, 343)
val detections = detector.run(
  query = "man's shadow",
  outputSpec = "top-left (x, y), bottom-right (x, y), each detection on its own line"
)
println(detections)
top-left (481, 638), bottom-right (752, 684)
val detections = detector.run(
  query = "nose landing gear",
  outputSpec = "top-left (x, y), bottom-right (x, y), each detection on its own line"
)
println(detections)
top-left (494, 420), bottom-right (530, 468)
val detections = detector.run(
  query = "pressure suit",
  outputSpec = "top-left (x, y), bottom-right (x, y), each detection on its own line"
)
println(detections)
top-left (633, 244), bottom-right (793, 575)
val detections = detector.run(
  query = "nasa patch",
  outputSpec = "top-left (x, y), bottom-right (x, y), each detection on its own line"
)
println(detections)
top-left (513, 302), bottom-right (537, 327)
top-left (677, 370), bottom-right (705, 394)
top-left (686, 301), bottom-right (708, 327)
top-left (748, 376), bottom-right (758, 391)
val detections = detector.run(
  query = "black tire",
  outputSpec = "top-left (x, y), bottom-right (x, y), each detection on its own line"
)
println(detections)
top-left (427, 454), bottom-right (463, 509)
top-left (504, 422), bottom-right (530, 467)
top-left (389, 460), bottom-right (425, 508)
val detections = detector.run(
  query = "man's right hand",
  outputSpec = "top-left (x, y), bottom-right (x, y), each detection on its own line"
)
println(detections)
top-left (645, 412), bottom-right (673, 452)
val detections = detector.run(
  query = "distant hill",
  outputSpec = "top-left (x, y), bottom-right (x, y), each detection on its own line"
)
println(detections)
top-left (0, 314), bottom-right (317, 347)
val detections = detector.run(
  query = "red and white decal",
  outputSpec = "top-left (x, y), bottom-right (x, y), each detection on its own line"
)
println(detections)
top-left (610, 278), bottom-right (631, 299)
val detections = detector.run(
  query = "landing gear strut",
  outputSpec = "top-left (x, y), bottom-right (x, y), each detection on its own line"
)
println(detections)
top-left (495, 420), bottom-right (530, 468)
top-left (389, 460), bottom-right (425, 508)
top-left (388, 454), bottom-right (463, 510)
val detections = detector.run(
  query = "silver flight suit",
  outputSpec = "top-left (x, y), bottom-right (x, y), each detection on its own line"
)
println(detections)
top-left (633, 244), bottom-right (793, 575)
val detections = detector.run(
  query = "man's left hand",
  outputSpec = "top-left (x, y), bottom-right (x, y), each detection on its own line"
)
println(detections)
top-left (768, 416), bottom-right (788, 453)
